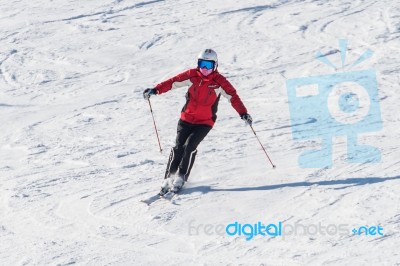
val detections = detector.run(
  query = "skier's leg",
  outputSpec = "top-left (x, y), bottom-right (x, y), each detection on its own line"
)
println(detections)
top-left (164, 120), bottom-right (193, 179)
top-left (178, 124), bottom-right (212, 181)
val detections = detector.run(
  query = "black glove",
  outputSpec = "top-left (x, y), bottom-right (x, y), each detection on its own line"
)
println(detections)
top-left (143, 88), bottom-right (157, 99)
top-left (240, 113), bottom-right (253, 126)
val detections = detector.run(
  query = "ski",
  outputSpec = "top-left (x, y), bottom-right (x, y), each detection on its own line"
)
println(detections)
top-left (140, 190), bottom-right (180, 206)
top-left (160, 191), bottom-right (178, 202)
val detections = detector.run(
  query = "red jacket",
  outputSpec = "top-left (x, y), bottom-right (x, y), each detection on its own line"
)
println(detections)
top-left (155, 68), bottom-right (248, 127)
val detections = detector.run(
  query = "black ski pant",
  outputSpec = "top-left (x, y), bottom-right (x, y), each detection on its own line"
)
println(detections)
top-left (164, 119), bottom-right (212, 181)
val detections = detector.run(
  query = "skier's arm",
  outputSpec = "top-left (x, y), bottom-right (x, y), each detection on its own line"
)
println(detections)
top-left (215, 74), bottom-right (248, 115)
top-left (154, 69), bottom-right (196, 94)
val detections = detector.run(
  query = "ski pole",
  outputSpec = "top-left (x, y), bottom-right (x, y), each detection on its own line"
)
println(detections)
top-left (249, 124), bottom-right (276, 168)
top-left (147, 98), bottom-right (162, 153)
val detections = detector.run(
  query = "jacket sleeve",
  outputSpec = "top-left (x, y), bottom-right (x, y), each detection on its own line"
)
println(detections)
top-left (154, 69), bottom-right (195, 94)
top-left (215, 74), bottom-right (248, 115)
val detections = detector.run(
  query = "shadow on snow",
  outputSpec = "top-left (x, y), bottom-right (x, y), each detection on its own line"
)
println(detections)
top-left (182, 176), bottom-right (400, 194)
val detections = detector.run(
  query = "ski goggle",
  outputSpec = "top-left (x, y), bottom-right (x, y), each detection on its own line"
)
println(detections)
top-left (198, 59), bottom-right (215, 70)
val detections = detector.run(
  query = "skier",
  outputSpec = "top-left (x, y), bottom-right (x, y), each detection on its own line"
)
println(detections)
top-left (143, 49), bottom-right (252, 195)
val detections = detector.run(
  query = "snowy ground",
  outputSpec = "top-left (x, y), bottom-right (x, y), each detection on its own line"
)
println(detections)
top-left (1, 0), bottom-right (399, 265)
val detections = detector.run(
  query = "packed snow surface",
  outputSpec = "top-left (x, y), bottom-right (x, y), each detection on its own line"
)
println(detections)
top-left (1, 0), bottom-right (399, 265)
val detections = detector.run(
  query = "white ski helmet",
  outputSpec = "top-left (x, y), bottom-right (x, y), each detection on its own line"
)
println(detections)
top-left (198, 49), bottom-right (218, 70)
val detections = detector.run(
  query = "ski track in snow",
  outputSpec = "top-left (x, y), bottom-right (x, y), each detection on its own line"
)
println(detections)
top-left (1, 0), bottom-right (400, 265)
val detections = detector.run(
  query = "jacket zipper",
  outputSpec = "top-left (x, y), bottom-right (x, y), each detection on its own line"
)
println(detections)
top-left (204, 87), bottom-right (212, 104)
top-left (195, 80), bottom-right (203, 99)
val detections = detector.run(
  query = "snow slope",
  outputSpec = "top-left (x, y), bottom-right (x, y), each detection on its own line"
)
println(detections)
top-left (1, 0), bottom-right (399, 265)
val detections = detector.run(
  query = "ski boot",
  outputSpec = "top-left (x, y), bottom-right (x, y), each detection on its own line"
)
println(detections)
top-left (159, 178), bottom-right (173, 196)
top-left (170, 175), bottom-right (185, 193)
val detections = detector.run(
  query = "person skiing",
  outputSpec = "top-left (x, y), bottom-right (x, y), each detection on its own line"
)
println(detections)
top-left (143, 49), bottom-right (252, 195)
